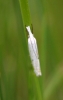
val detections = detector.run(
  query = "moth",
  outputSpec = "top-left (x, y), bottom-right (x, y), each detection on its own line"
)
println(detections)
top-left (26, 26), bottom-right (42, 76)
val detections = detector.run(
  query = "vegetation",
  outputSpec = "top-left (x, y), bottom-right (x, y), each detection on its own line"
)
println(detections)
top-left (0, 0), bottom-right (63, 100)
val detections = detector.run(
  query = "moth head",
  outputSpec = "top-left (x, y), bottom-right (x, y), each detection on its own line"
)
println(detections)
top-left (26, 26), bottom-right (31, 33)
top-left (26, 26), bottom-right (32, 37)
top-left (26, 25), bottom-right (34, 39)
top-left (25, 26), bottom-right (29, 37)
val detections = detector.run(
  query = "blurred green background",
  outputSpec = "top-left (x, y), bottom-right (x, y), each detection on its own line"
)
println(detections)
top-left (0, 0), bottom-right (63, 100)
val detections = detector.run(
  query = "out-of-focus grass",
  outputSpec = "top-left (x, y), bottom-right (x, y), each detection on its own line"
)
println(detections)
top-left (0, 0), bottom-right (63, 100)
top-left (0, 0), bottom-right (29, 100)
top-left (29, 0), bottom-right (63, 100)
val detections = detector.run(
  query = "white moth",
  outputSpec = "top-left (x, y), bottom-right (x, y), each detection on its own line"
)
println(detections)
top-left (26, 26), bottom-right (42, 76)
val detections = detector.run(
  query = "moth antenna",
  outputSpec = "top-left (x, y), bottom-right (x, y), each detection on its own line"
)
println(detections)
top-left (31, 24), bottom-right (33, 34)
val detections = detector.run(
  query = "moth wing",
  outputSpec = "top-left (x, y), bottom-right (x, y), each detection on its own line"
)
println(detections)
top-left (34, 38), bottom-right (39, 59)
top-left (28, 37), bottom-right (34, 60)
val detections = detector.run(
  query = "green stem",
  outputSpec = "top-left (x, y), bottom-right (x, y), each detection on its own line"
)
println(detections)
top-left (34, 76), bottom-right (42, 100)
top-left (19, 0), bottom-right (31, 26)
top-left (19, 0), bottom-right (43, 100)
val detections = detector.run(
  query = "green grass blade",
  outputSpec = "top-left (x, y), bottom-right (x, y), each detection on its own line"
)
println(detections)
top-left (18, 0), bottom-right (43, 100)
top-left (19, 0), bottom-right (31, 26)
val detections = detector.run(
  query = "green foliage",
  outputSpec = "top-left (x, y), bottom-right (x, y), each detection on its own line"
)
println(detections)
top-left (0, 0), bottom-right (63, 100)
